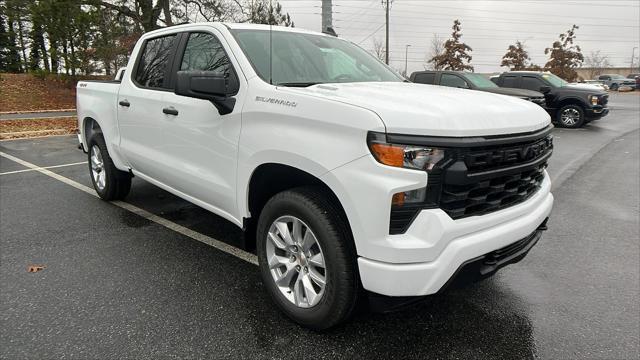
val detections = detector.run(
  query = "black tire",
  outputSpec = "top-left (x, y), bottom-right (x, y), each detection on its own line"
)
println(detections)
top-left (610, 83), bottom-right (619, 91)
top-left (88, 132), bottom-right (131, 200)
top-left (556, 104), bottom-right (585, 128)
top-left (256, 186), bottom-right (359, 330)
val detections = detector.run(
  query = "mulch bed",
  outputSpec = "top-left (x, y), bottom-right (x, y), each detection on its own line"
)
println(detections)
top-left (0, 117), bottom-right (77, 140)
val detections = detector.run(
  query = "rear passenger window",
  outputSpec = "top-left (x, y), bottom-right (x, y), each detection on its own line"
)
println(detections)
top-left (413, 73), bottom-right (435, 84)
top-left (180, 33), bottom-right (232, 76)
top-left (501, 76), bottom-right (518, 88)
top-left (135, 35), bottom-right (176, 88)
top-left (521, 76), bottom-right (546, 91)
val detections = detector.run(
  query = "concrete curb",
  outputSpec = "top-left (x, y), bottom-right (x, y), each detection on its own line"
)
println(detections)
top-left (0, 109), bottom-right (76, 115)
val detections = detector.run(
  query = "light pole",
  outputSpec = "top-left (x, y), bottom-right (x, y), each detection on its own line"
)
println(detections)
top-left (404, 44), bottom-right (411, 77)
top-left (631, 47), bottom-right (638, 70)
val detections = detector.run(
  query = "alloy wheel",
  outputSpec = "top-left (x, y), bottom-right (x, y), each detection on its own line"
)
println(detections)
top-left (561, 108), bottom-right (580, 126)
top-left (90, 144), bottom-right (106, 191)
top-left (265, 215), bottom-right (327, 308)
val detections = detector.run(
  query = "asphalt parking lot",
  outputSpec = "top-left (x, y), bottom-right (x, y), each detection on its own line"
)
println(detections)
top-left (1, 93), bottom-right (639, 359)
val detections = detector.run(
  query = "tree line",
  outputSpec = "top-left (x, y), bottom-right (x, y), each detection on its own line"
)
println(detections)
top-left (0, 0), bottom-right (293, 76)
top-left (424, 20), bottom-right (586, 82)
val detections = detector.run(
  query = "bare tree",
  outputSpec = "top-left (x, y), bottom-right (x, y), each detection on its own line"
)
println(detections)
top-left (372, 38), bottom-right (385, 62)
top-left (584, 50), bottom-right (611, 79)
top-left (424, 33), bottom-right (444, 70)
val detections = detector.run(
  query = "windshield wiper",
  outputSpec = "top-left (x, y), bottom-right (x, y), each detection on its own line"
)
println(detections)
top-left (275, 82), bottom-right (323, 87)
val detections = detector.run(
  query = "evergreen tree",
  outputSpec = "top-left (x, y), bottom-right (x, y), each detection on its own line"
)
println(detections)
top-left (4, 12), bottom-right (22, 72)
top-left (248, 1), bottom-right (294, 27)
top-left (428, 20), bottom-right (472, 72)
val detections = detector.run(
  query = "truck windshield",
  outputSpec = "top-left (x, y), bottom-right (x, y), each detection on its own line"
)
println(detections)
top-left (230, 29), bottom-right (403, 86)
top-left (464, 73), bottom-right (498, 88)
top-left (541, 73), bottom-right (568, 87)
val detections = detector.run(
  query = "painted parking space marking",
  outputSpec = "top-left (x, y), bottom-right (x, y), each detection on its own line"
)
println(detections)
top-left (0, 161), bottom-right (87, 176)
top-left (0, 151), bottom-right (258, 265)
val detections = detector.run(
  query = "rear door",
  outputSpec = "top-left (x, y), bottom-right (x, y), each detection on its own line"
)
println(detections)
top-left (117, 33), bottom-right (180, 179)
top-left (500, 75), bottom-right (520, 88)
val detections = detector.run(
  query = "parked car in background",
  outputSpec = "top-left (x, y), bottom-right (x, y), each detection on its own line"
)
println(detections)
top-left (597, 74), bottom-right (636, 91)
top-left (410, 70), bottom-right (546, 107)
top-left (627, 73), bottom-right (640, 90)
top-left (492, 71), bottom-right (609, 128)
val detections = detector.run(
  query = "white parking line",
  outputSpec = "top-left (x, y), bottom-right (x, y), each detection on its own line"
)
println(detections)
top-left (0, 161), bottom-right (86, 176)
top-left (0, 151), bottom-right (259, 266)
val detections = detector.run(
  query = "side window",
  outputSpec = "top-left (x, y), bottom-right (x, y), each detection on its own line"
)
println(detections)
top-left (521, 76), bottom-right (546, 91)
top-left (440, 73), bottom-right (469, 88)
top-left (501, 76), bottom-right (519, 88)
top-left (413, 73), bottom-right (435, 84)
top-left (134, 34), bottom-right (176, 88)
top-left (180, 32), bottom-right (232, 76)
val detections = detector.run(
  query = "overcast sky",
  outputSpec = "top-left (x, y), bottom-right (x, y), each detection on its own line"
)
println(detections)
top-left (278, 0), bottom-right (640, 74)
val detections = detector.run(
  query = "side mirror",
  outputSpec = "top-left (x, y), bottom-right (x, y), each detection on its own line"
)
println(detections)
top-left (539, 86), bottom-right (551, 93)
top-left (175, 70), bottom-right (238, 115)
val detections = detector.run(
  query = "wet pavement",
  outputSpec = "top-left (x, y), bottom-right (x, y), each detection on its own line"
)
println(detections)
top-left (1, 93), bottom-right (638, 359)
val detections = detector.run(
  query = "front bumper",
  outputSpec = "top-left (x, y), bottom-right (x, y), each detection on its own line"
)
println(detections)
top-left (586, 107), bottom-right (609, 119)
top-left (356, 175), bottom-right (553, 297)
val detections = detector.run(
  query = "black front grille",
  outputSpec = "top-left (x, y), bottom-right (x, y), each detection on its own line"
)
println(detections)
top-left (440, 162), bottom-right (547, 219)
top-left (600, 94), bottom-right (609, 106)
top-left (386, 126), bottom-right (553, 234)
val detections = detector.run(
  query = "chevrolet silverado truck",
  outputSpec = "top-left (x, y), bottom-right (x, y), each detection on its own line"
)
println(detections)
top-left (492, 71), bottom-right (609, 128)
top-left (76, 23), bottom-right (554, 330)
top-left (410, 70), bottom-right (547, 107)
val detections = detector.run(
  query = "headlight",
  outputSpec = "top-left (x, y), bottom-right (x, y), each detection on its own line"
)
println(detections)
top-left (590, 95), bottom-right (599, 106)
top-left (367, 132), bottom-right (447, 207)
top-left (367, 132), bottom-right (446, 171)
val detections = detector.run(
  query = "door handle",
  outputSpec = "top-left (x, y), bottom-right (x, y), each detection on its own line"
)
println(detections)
top-left (162, 106), bottom-right (179, 116)
top-left (119, 99), bottom-right (130, 107)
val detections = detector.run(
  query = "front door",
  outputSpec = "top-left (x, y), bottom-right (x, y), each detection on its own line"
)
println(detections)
top-left (158, 30), bottom-right (244, 219)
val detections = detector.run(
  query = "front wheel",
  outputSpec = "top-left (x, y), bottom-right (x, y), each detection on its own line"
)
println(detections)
top-left (557, 104), bottom-right (585, 128)
top-left (610, 83), bottom-right (619, 91)
top-left (256, 187), bottom-right (359, 330)
top-left (88, 133), bottom-right (132, 200)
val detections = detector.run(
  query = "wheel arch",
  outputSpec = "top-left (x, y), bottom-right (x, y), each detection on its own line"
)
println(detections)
top-left (243, 162), bottom-right (353, 251)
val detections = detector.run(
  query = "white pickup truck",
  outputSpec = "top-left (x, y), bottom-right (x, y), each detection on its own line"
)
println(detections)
top-left (77, 23), bottom-right (554, 330)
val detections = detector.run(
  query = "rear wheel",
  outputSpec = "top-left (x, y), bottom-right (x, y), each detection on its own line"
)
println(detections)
top-left (557, 104), bottom-right (585, 128)
top-left (256, 187), bottom-right (359, 330)
top-left (88, 133), bottom-right (131, 200)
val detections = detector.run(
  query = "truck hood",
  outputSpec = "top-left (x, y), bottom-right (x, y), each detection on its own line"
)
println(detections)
top-left (284, 82), bottom-right (550, 136)
top-left (565, 83), bottom-right (607, 91)
top-left (478, 87), bottom-right (544, 98)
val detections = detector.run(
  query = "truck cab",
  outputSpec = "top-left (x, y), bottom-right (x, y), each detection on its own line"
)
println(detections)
top-left (76, 23), bottom-right (554, 330)
top-left (410, 70), bottom-right (546, 107)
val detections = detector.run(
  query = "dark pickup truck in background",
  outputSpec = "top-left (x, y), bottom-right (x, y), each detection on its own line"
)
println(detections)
top-left (410, 70), bottom-right (547, 107)
top-left (491, 71), bottom-right (609, 128)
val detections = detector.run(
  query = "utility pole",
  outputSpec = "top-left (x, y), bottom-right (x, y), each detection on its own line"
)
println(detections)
top-left (404, 44), bottom-right (411, 77)
top-left (631, 47), bottom-right (638, 70)
top-left (383, 0), bottom-right (391, 65)
top-left (321, 0), bottom-right (333, 32)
